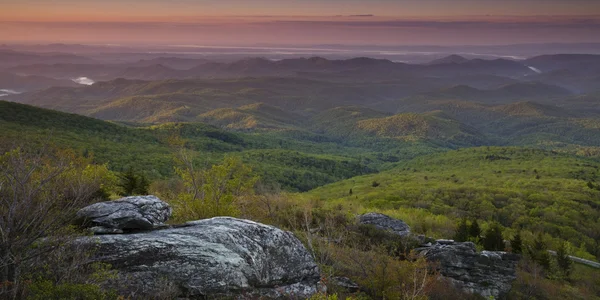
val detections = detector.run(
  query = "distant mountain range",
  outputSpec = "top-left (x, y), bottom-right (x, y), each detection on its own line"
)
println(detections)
top-left (3, 51), bottom-right (600, 153)
top-left (3, 53), bottom-right (599, 94)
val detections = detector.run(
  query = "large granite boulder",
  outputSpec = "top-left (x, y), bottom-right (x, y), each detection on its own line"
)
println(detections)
top-left (416, 240), bottom-right (520, 298)
top-left (76, 217), bottom-right (321, 299)
top-left (358, 212), bottom-right (411, 237)
top-left (75, 195), bottom-right (172, 233)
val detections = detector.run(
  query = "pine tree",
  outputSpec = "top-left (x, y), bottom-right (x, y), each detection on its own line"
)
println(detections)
top-left (118, 167), bottom-right (138, 196)
top-left (556, 242), bottom-right (572, 278)
top-left (468, 219), bottom-right (482, 240)
top-left (482, 223), bottom-right (504, 251)
top-left (117, 167), bottom-right (149, 196)
top-left (528, 233), bottom-right (551, 270)
top-left (454, 218), bottom-right (469, 242)
top-left (133, 173), bottom-right (150, 195)
top-left (511, 232), bottom-right (523, 254)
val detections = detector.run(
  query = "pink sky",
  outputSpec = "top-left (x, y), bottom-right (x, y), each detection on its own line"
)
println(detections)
top-left (1, 0), bottom-right (599, 45)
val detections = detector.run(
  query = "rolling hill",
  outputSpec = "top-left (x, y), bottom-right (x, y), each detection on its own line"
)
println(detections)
top-left (197, 103), bottom-right (306, 131)
top-left (8, 77), bottom-right (441, 120)
top-left (307, 146), bottom-right (600, 259)
top-left (0, 71), bottom-right (78, 91)
top-left (0, 100), bottom-right (424, 191)
top-left (355, 111), bottom-right (487, 146)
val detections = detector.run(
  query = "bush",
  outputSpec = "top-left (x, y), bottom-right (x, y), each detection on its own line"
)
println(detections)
top-left (0, 146), bottom-right (115, 298)
top-left (171, 155), bottom-right (258, 221)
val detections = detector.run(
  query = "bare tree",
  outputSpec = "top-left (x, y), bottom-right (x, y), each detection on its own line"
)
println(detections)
top-left (0, 146), bottom-right (108, 298)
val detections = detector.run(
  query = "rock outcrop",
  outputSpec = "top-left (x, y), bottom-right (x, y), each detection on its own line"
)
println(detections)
top-left (76, 217), bottom-right (321, 299)
top-left (416, 240), bottom-right (519, 298)
top-left (75, 195), bottom-right (172, 233)
top-left (358, 212), bottom-right (411, 237)
top-left (360, 212), bottom-right (519, 298)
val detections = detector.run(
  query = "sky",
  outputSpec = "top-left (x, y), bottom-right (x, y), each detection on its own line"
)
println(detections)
top-left (1, 0), bottom-right (600, 45)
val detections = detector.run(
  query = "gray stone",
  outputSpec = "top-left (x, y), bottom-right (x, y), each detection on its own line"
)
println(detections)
top-left (88, 226), bottom-right (124, 234)
top-left (358, 212), bottom-right (411, 236)
top-left (358, 213), bottom-right (520, 298)
top-left (75, 195), bottom-right (172, 231)
top-left (331, 276), bottom-right (360, 293)
top-left (415, 240), bottom-right (520, 299)
top-left (76, 217), bottom-right (321, 299)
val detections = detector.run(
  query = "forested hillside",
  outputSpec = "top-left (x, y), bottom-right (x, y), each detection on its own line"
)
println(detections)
top-left (309, 147), bottom-right (600, 259)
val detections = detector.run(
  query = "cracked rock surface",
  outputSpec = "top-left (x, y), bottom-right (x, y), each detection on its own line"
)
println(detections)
top-left (415, 240), bottom-right (520, 298)
top-left (76, 217), bottom-right (321, 299)
top-left (75, 195), bottom-right (172, 232)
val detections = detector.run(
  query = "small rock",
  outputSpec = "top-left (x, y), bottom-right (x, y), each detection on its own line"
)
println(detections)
top-left (331, 276), bottom-right (360, 292)
top-left (436, 239), bottom-right (456, 245)
top-left (358, 212), bottom-right (411, 236)
top-left (88, 226), bottom-right (124, 234)
top-left (75, 195), bottom-right (172, 231)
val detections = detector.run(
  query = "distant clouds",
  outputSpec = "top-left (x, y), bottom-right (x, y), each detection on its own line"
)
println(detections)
top-left (1, 14), bottom-right (599, 45)
top-left (268, 17), bottom-right (600, 30)
top-left (3, 0), bottom-right (600, 22)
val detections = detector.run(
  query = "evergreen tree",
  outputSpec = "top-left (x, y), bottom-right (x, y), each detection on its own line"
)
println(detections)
top-left (117, 167), bottom-right (149, 196)
top-left (117, 167), bottom-right (138, 196)
top-left (482, 223), bottom-right (504, 251)
top-left (556, 242), bottom-right (572, 278)
top-left (528, 233), bottom-right (551, 270)
top-left (133, 173), bottom-right (150, 195)
top-left (454, 218), bottom-right (469, 242)
top-left (511, 232), bottom-right (523, 254)
top-left (468, 219), bottom-right (482, 240)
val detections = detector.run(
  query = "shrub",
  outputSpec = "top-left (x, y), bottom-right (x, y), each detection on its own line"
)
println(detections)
top-left (171, 155), bottom-right (258, 221)
top-left (0, 146), bottom-right (114, 298)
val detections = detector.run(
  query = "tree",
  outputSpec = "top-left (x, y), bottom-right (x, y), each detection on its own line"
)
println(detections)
top-left (482, 223), bottom-right (504, 251)
top-left (117, 167), bottom-right (149, 196)
top-left (0, 146), bottom-right (113, 298)
top-left (511, 232), bottom-right (523, 254)
top-left (528, 233), bottom-right (551, 270)
top-left (468, 219), bottom-right (481, 240)
top-left (454, 219), bottom-right (469, 242)
top-left (555, 242), bottom-right (572, 278)
top-left (174, 155), bottom-right (258, 221)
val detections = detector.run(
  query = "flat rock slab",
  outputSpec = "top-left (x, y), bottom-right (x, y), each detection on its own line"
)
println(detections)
top-left (358, 212), bottom-right (411, 236)
top-left (76, 217), bottom-right (321, 299)
top-left (75, 195), bottom-right (172, 231)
